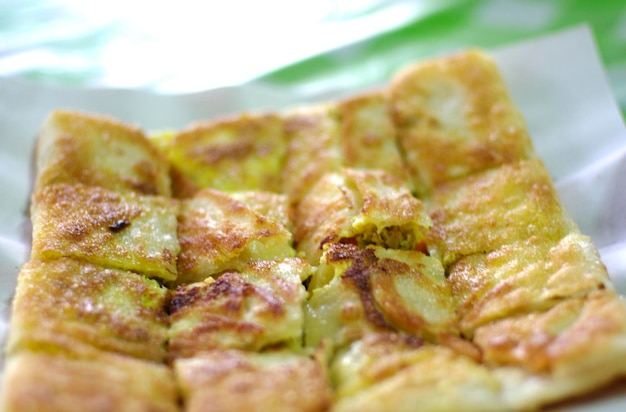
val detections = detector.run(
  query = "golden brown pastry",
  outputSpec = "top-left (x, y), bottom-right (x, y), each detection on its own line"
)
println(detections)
top-left (174, 349), bottom-right (332, 412)
top-left (305, 244), bottom-right (457, 349)
top-left (389, 49), bottom-right (536, 196)
top-left (293, 168), bottom-right (431, 266)
top-left (36, 109), bottom-right (172, 197)
top-left (30, 183), bottom-right (180, 281)
top-left (331, 333), bottom-right (505, 412)
top-left (449, 233), bottom-right (612, 337)
top-left (175, 188), bottom-right (294, 284)
top-left (336, 92), bottom-right (412, 186)
top-left (168, 258), bottom-right (310, 359)
top-left (155, 113), bottom-right (287, 196)
top-left (425, 159), bottom-right (578, 266)
top-left (229, 191), bottom-right (293, 232)
top-left (1, 351), bottom-right (179, 412)
top-left (280, 104), bottom-right (343, 204)
top-left (5, 257), bottom-right (170, 362)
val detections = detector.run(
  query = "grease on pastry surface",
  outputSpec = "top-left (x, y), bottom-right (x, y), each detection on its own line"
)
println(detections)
top-left (36, 110), bottom-right (172, 197)
top-left (5, 257), bottom-right (170, 362)
top-left (1, 351), bottom-right (179, 412)
top-left (155, 113), bottom-right (287, 197)
top-left (175, 188), bottom-right (295, 285)
top-left (174, 349), bottom-right (332, 412)
top-left (390, 49), bottom-right (536, 196)
top-left (336, 92), bottom-right (412, 187)
top-left (293, 168), bottom-right (431, 266)
top-left (450, 233), bottom-right (612, 337)
top-left (168, 258), bottom-right (310, 359)
top-left (30, 183), bottom-right (180, 281)
top-left (331, 333), bottom-right (505, 412)
top-left (425, 159), bottom-right (579, 266)
top-left (305, 244), bottom-right (457, 349)
top-left (280, 104), bottom-right (343, 204)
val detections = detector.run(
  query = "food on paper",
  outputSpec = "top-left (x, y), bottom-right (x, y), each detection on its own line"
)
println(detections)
top-left (3, 49), bottom-right (626, 412)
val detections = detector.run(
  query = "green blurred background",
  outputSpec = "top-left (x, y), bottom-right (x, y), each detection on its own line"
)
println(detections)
top-left (1, 0), bottom-right (624, 116)
top-left (260, 0), bottom-right (626, 117)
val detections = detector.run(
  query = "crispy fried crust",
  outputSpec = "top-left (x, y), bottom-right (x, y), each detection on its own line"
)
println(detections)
top-left (426, 159), bottom-right (579, 266)
top-left (336, 92), bottom-right (412, 187)
top-left (389, 49), bottom-right (536, 196)
top-left (176, 188), bottom-right (294, 284)
top-left (331, 334), bottom-right (505, 412)
top-left (294, 168), bottom-right (431, 265)
top-left (305, 244), bottom-right (457, 349)
top-left (450, 233), bottom-right (612, 337)
top-left (229, 191), bottom-right (292, 231)
top-left (1, 352), bottom-right (179, 412)
top-left (30, 183), bottom-right (180, 281)
top-left (280, 93), bottom-right (413, 204)
top-left (474, 290), bottom-right (626, 374)
top-left (168, 259), bottom-right (310, 358)
top-left (159, 113), bottom-right (287, 196)
top-left (174, 349), bottom-right (332, 412)
top-left (6, 258), bottom-right (170, 362)
top-left (36, 110), bottom-right (172, 196)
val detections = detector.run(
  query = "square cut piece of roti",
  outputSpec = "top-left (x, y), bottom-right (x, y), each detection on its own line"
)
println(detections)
top-left (294, 168), bottom-right (431, 266)
top-left (5, 257), bottom-right (170, 362)
top-left (389, 49), bottom-right (535, 196)
top-left (35, 110), bottom-right (172, 197)
top-left (331, 333), bottom-right (506, 412)
top-left (30, 183), bottom-right (180, 281)
top-left (472, 290), bottom-right (626, 410)
top-left (305, 244), bottom-right (457, 349)
top-left (168, 258), bottom-right (311, 359)
top-left (474, 289), bottom-right (626, 375)
top-left (1, 351), bottom-right (178, 412)
top-left (174, 349), bottom-right (332, 412)
top-left (336, 91), bottom-right (412, 187)
top-left (176, 188), bottom-right (294, 284)
top-left (449, 233), bottom-right (612, 337)
top-left (426, 159), bottom-right (579, 266)
top-left (155, 113), bottom-right (287, 197)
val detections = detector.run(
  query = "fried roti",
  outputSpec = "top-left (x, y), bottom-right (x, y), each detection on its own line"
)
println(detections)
top-left (1, 351), bottom-right (178, 412)
top-left (336, 92), bottom-right (411, 186)
top-left (331, 333), bottom-right (505, 412)
top-left (156, 113), bottom-right (287, 197)
top-left (5, 48), bottom-right (626, 412)
top-left (389, 49), bottom-right (536, 196)
top-left (5, 257), bottom-right (170, 362)
top-left (280, 104), bottom-right (343, 204)
top-left (174, 349), bottom-right (332, 412)
top-left (176, 188), bottom-right (294, 284)
top-left (305, 244), bottom-right (457, 349)
top-left (30, 183), bottom-right (180, 281)
top-left (294, 168), bottom-right (431, 266)
top-left (229, 191), bottom-right (292, 232)
top-left (425, 159), bottom-right (579, 266)
top-left (168, 258), bottom-right (311, 359)
top-left (473, 290), bottom-right (626, 410)
top-left (450, 233), bottom-right (612, 336)
top-left (36, 109), bottom-right (172, 196)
